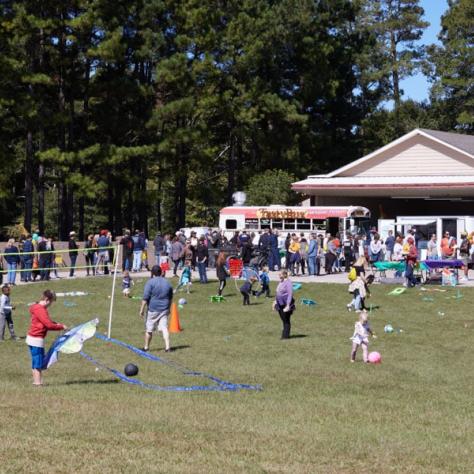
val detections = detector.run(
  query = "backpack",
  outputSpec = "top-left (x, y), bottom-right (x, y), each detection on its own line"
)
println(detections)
top-left (348, 267), bottom-right (357, 282)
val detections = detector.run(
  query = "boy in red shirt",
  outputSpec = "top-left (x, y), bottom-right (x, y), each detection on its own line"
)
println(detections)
top-left (26, 290), bottom-right (67, 386)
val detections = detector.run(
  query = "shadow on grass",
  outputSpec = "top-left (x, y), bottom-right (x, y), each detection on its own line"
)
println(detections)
top-left (63, 379), bottom-right (120, 386)
top-left (288, 334), bottom-right (307, 339)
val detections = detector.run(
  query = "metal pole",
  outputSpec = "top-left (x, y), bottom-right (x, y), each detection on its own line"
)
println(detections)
top-left (107, 244), bottom-right (121, 339)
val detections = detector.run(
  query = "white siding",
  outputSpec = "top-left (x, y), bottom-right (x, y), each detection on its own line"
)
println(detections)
top-left (340, 136), bottom-right (474, 177)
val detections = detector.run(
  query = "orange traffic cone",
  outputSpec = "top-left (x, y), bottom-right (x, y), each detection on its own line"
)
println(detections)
top-left (169, 302), bottom-right (182, 333)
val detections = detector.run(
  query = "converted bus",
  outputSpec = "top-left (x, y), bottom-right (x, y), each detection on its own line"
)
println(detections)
top-left (219, 205), bottom-right (371, 239)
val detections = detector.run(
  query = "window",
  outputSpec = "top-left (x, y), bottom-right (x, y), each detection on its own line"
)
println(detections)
top-left (296, 219), bottom-right (311, 230)
top-left (312, 219), bottom-right (326, 231)
top-left (245, 219), bottom-right (258, 230)
top-left (272, 219), bottom-right (283, 229)
top-left (226, 219), bottom-right (237, 230)
top-left (260, 218), bottom-right (271, 229)
top-left (284, 219), bottom-right (296, 230)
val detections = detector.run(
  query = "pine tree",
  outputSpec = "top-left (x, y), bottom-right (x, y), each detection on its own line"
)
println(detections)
top-left (428, 0), bottom-right (474, 131)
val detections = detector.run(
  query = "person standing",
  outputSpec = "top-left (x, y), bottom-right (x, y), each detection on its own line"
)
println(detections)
top-left (384, 230), bottom-right (395, 261)
top-left (273, 270), bottom-right (295, 339)
top-left (68, 231), bottom-right (79, 277)
top-left (4, 239), bottom-right (20, 286)
top-left (22, 234), bottom-right (34, 282)
top-left (120, 230), bottom-right (134, 272)
top-left (342, 233), bottom-right (354, 272)
top-left (196, 237), bottom-right (209, 283)
top-left (307, 233), bottom-right (319, 276)
top-left (26, 290), bottom-right (67, 386)
top-left (405, 236), bottom-right (418, 288)
top-left (441, 231), bottom-right (455, 259)
top-left (270, 230), bottom-right (281, 271)
top-left (38, 236), bottom-right (54, 281)
top-left (153, 232), bottom-right (165, 266)
top-left (84, 234), bottom-right (96, 276)
top-left (132, 230), bottom-right (144, 272)
top-left (369, 234), bottom-right (383, 263)
top-left (215, 251), bottom-right (229, 296)
top-left (170, 237), bottom-right (184, 277)
top-left (426, 234), bottom-right (439, 260)
top-left (97, 230), bottom-right (110, 275)
top-left (0, 285), bottom-right (19, 341)
top-left (139, 265), bottom-right (173, 352)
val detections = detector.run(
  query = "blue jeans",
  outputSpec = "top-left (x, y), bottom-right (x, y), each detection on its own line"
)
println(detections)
top-left (69, 254), bottom-right (77, 276)
top-left (23, 259), bottom-right (33, 281)
top-left (132, 250), bottom-right (142, 271)
top-left (7, 263), bottom-right (17, 284)
top-left (197, 262), bottom-right (208, 283)
top-left (270, 248), bottom-right (280, 270)
top-left (307, 256), bottom-right (317, 275)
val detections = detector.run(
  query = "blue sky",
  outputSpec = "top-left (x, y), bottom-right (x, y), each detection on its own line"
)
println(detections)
top-left (398, 0), bottom-right (449, 103)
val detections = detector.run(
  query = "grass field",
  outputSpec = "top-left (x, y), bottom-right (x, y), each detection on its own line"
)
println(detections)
top-left (1, 275), bottom-right (473, 473)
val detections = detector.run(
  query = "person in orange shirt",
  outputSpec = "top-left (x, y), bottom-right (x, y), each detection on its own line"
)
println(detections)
top-left (440, 232), bottom-right (455, 259)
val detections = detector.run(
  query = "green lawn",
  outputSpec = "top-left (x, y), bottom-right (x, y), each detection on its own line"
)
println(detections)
top-left (1, 276), bottom-right (473, 473)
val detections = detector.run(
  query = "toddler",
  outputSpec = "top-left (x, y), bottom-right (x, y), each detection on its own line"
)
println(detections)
top-left (240, 276), bottom-right (258, 305)
top-left (122, 270), bottom-right (134, 297)
top-left (350, 311), bottom-right (376, 363)
top-left (0, 285), bottom-right (19, 341)
top-left (255, 266), bottom-right (271, 297)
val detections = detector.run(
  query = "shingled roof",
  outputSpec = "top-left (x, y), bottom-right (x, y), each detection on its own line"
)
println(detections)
top-left (419, 129), bottom-right (474, 157)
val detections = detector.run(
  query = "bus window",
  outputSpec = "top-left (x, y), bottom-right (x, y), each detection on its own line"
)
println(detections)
top-left (312, 219), bottom-right (326, 231)
top-left (272, 219), bottom-right (283, 229)
top-left (261, 218), bottom-right (271, 229)
top-left (226, 219), bottom-right (238, 230)
top-left (284, 219), bottom-right (296, 230)
top-left (245, 219), bottom-right (259, 230)
top-left (297, 219), bottom-right (311, 230)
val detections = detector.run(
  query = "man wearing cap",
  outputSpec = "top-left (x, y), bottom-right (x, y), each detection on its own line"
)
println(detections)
top-left (68, 231), bottom-right (79, 277)
top-left (139, 265), bottom-right (173, 352)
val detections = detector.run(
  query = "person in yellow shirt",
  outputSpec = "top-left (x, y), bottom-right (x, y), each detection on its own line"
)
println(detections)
top-left (288, 235), bottom-right (300, 276)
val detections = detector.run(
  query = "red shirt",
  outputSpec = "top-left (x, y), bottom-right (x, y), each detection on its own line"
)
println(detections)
top-left (28, 303), bottom-right (65, 339)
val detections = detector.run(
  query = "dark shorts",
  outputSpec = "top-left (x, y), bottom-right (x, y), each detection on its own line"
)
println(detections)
top-left (29, 346), bottom-right (45, 370)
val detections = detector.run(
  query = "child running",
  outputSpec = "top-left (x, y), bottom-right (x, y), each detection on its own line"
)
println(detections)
top-left (174, 262), bottom-right (192, 294)
top-left (0, 285), bottom-right (19, 341)
top-left (26, 290), bottom-right (67, 386)
top-left (122, 270), bottom-right (134, 297)
top-left (350, 310), bottom-right (376, 363)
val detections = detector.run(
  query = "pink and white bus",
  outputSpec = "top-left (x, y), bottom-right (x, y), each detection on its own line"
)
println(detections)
top-left (219, 205), bottom-right (371, 238)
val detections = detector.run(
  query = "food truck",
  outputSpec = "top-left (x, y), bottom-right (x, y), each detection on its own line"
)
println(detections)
top-left (219, 205), bottom-right (371, 239)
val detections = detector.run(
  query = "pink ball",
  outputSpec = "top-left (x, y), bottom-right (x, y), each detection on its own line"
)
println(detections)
top-left (368, 351), bottom-right (382, 364)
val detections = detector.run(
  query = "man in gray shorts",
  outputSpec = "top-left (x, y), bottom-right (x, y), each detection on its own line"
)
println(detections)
top-left (139, 265), bottom-right (173, 352)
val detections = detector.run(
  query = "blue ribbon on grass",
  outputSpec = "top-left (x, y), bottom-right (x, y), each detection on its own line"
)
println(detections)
top-left (81, 334), bottom-right (261, 392)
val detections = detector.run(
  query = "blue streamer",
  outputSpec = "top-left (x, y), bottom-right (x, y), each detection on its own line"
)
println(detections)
top-left (84, 334), bottom-right (261, 392)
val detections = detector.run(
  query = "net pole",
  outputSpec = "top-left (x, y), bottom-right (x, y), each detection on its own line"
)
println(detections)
top-left (107, 244), bottom-right (121, 339)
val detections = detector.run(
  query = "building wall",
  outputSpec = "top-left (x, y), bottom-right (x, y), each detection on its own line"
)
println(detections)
top-left (310, 195), bottom-right (474, 222)
top-left (340, 136), bottom-right (474, 177)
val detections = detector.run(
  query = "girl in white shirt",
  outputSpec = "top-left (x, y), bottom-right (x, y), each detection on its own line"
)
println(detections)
top-left (350, 311), bottom-right (376, 363)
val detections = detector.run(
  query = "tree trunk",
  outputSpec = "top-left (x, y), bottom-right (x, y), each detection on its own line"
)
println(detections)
top-left (78, 197), bottom-right (84, 240)
top-left (24, 130), bottom-right (35, 232)
top-left (37, 164), bottom-right (45, 234)
top-left (227, 134), bottom-right (235, 205)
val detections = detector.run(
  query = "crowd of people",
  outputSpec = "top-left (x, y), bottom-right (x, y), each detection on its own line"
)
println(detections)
top-left (2, 225), bottom-right (474, 287)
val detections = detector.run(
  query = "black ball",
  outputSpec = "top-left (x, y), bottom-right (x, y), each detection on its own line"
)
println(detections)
top-left (124, 363), bottom-right (139, 377)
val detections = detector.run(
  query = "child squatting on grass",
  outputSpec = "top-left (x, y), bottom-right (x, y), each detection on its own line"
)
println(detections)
top-left (350, 310), bottom-right (376, 363)
top-left (26, 290), bottom-right (67, 386)
top-left (0, 284), bottom-right (19, 341)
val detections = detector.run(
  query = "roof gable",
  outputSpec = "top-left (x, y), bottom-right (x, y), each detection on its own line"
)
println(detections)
top-left (327, 129), bottom-right (474, 178)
